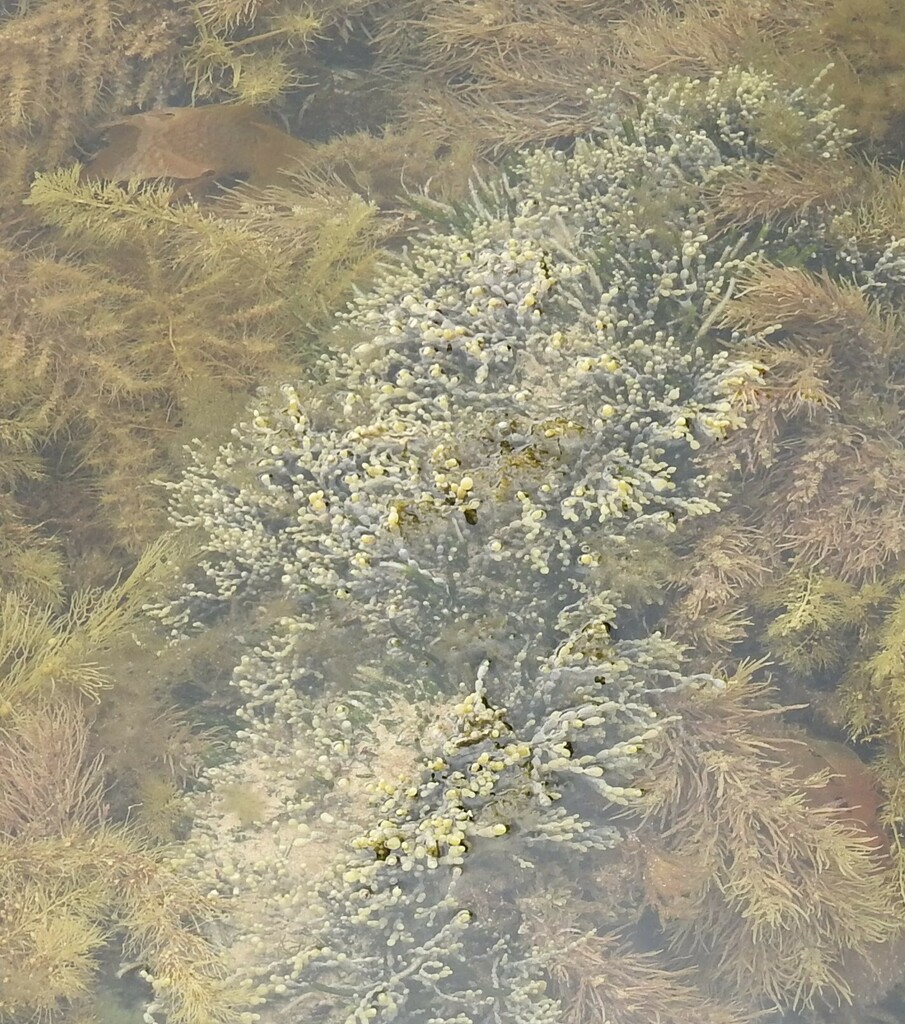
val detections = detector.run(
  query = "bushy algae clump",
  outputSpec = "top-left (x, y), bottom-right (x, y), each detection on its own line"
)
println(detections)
top-left (155, 69), bottom-right (902, 1022)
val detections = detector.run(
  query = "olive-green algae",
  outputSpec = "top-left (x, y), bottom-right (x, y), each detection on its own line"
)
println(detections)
top-left (152, 69), bottom-right (902, 1023)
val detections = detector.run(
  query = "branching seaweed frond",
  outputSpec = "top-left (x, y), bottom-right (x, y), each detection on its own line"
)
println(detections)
top-left (0, 538), bottom-right (178, 713)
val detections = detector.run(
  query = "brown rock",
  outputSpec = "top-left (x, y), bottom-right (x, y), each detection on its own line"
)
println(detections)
top-left (84, 104), bottom-right (313, 186)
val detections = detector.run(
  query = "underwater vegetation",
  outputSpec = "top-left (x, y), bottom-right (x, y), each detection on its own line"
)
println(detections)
top-left (185, 0), bottom-right (632, 147)
top-left (662, 138), bottom-right (905, 913)
top-left (4, 162), bottom-right (382, 591)
top-left (0, 0), bottom-right (387, 600)
top-left (0, 543), bottom-right (246, 1024)
top-left (0, 0), bottom-right (899, 598)
top-left (810, 0), bottom-right (905, 156)
top-left (0, 705), bottom-right (247, 1024)
top-left (0, 541), bottom-right (177, 718)
top-left (183, 0), bottom-right (905, 158)
top-left (4, 0), bottom-right (905, 1021)
top-left (147, 68), bottom-right (905, 1022)
top-left (638, 673), bottom-right (903, 1010)
top-left (0, 0), bottom-right (195, 209)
